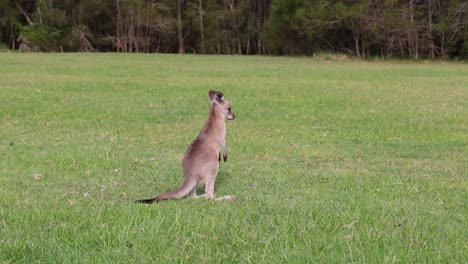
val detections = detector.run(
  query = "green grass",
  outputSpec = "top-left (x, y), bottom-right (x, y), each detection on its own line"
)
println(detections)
top-left (0, 53), bottom-right (467, 263)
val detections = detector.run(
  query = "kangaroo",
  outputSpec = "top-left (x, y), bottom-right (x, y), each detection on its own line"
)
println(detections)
top-left (136, 90), bottom-right (236, 203)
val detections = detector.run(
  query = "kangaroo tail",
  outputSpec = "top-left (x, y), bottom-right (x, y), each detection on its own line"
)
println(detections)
top-left (135, 179), bottom-right (196, 204)
top-left (135, 197), bottom-right (158, 204)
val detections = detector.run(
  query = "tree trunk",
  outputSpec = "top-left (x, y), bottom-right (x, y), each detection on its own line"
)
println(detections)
top-left (177, 0), bottom-right (185, 54)
top-left (129, 6), bottom-right (133, 52)
top-left (135, 4), bottom-right (139, 53)
top-left (145, 2), bottom-right (150, 53)
top-left (427, 0), bottom-right (435, 59)
top-left (10, 20), bottom-right (15, 50)
top-left (199, 0), bottom-right (205, 53)
top-left (441, 31), bottom-right (445, 58)
top-left (354, 31), bottom-right (361, 57)
top-left (37, 3), bottom-right (43, 26)
top-left (16, 3), bottom-right (33, 26)
top-left (116, 0), bottom-right (122, 52)
top-left (156, 37), bottom-right (161, 53)
top-left (256, 8), bottom-right (261, 54)
top-left (409, 0), bottom-right (417, 58)
top-left (227, 0), bottom-right (242, 54)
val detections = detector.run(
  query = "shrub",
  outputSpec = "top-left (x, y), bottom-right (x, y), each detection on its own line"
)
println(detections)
top-left (19, 24), bottom-right (63, 51)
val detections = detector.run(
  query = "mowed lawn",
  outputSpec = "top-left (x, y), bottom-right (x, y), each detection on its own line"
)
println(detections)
top-left (0, 53), bottom-right (466, 263)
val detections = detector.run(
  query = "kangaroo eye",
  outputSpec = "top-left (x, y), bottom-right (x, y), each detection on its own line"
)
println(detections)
top-left (228, 107), bottom-right (231, 111)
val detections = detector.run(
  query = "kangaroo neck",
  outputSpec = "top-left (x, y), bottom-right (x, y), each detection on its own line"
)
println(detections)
top-left (202, 104), bottom-right (225, 137)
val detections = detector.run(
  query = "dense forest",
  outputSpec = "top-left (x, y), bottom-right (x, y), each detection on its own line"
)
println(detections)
top-left (0, 0), bottom-right (467, 59)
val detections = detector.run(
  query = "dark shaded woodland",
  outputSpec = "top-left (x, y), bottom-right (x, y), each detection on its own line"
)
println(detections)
top-left (0, 0), bottom-right (467, 58)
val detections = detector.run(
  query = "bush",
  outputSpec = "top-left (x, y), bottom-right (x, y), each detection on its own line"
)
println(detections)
top-left (19, 25), bottom-right (64, 52)
top-left (0, 43), bottom-right (9, 52)
top-left (313, 52), bottom-right (351, 62)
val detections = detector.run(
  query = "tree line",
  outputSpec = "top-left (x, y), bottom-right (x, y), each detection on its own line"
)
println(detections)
top-left (0, 0), bottom-right (467, 59)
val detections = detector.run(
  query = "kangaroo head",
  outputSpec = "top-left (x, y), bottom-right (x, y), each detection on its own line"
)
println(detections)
top-left (209, 90), bottom-right (235, 120)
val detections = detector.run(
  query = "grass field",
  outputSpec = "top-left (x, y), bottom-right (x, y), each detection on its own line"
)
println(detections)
top-left (0, 53), bottom-right (467, 263)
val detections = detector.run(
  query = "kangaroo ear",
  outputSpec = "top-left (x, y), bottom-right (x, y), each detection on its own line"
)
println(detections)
top-left (208, 90), bottom-right (224, 104)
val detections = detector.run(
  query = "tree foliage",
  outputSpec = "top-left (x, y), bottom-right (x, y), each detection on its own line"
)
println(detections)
top-left (0, 0), bottom-right (466, 58)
